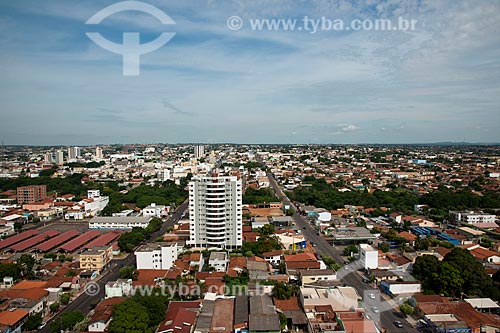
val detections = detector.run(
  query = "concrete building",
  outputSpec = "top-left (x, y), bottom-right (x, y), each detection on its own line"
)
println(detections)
top-left (55, 150), bottom-right (64, 165)
top-left (79, 245), bottom-right (113, 272)
top-left (360, 244), bottom-right (378, 270)
top-left (67, 146), bottom-right (80, 161)
top-left (450, 211), bottom-right (496, 225)
top-left (300, 286), bottom-right (360, 312)
top-left (16, 185), bottom-right (47, 204)
top-left (135, 243), bottom-right (178, 270)
top-left (89, 216), bottom-right (152, 229)
top-left (208, 251), bottom-right (228, 272)
top-left (142, 203), bottom-right (169, 218)
top-left (188, 174), bottom-right (242, 249)
top-left (95, 146), bottom-right (103, 159)
top-left (194, 145), bottom-right (205, 159)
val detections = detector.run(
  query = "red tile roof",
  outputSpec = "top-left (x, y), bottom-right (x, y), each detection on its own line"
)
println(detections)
top-left (0, 230), bottom-right (39, 250)
top-left (34, 230), bottom-right (80, 252)
top-left (0, 309), bottom-right (29, 326)
top-left (10, 230), bottom-right (59, 251)
top-left (84, 231), bottom-right (122, 248)
top-left (157, 301), bottom-right (201, 333)
top-left (57, 230), bottom-right (101, 252)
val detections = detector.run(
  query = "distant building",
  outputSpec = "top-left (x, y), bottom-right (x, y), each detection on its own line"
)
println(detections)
top-left (55, 150), bottom-right (64, 165)
top-left (188, 174), bottom-right (242, 249)
top-left (135, 243), bottom-right (178, 270)
top-left (194, 145), bottom-right (205, 159)
top-left (16, 185), bottom-right (47, 204)
top-left (450, 211), bottom-right (496, 225)
top-left (95, 146), bottom-right (103, 159)
top-left (67, 146), bottom-right (80, 161)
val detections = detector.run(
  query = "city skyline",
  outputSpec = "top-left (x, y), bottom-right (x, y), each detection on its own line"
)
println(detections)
top-left (1, 0), bottom-right (500, 145)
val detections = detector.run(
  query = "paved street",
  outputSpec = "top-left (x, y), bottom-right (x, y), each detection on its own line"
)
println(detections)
top-left (40, 200), bottom-right (188, 333)
top-left (267, 171), bottom-right (418, 333)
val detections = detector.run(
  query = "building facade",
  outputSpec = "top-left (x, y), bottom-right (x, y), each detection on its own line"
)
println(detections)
top-left (79, 245), bottom-right (113, 272)
top-left (135, 243), bottom-right (178, 270)
top-left (16, 185), bottom-right (47, 204)
top-left (188, 174), bottom-right (242, 249)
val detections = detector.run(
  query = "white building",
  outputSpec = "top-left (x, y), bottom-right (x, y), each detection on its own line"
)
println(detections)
top-left (67, 146), bottom-right (80, 161)
top-left (188, 174), bottom-right (242, 249)
top-left (208, 252), bottom-right (228, 272)
top-left (55, 150), bottom-right (64, 165)
top-left (89, 216), bottom-right (152, 229)
top-left (360, 244), bottom-right (378, 270)
top-left (135, 243), bottom-right (178, 270)
top-left (450, 211), bottom-right (496, 224)
top-left (157, 169), bottom-right (171, 181)
top-left (105, 279), bottom-right (132, 299)
top-left (83, 190), bottom-right (109, 217)
top-left (95, 146), bottom-right (103, 159)
top-left (194, 145), bottom-right (205, 159)
top-left (142, 203), bottom-right (169, 218)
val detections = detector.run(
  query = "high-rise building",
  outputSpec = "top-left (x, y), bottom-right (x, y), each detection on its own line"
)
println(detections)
top-left (17, 185), bottom-right (47, 204)
top-left (55, 150), bottom-right (64, 165)
top-left (194, 145), bottom-right (205, 159)
top-left (95, 146), bottom-right (103, 159)
top-left (43, 152), bottom-right (53, 164)
top-left (188, 174), bottom-right (242, 248)
top-left (67, 146), bottom-right (80, 161)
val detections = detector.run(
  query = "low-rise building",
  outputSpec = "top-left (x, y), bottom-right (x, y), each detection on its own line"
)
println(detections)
top-left (208, 251), bottom-right (228, 272)
top-left (135, 243), bottom-right (178, 270)
top-left (299, 269), bottom-right (337, 285)
top-left (79, 245), bottom-right (113, 272)
top-left (89, 216), bottom-right (152, 229)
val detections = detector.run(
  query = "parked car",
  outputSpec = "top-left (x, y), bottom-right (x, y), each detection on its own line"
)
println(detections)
top-left (38, 322), bottom-right (47, 329)
top-left (393, 320), bottom-right (403, 328)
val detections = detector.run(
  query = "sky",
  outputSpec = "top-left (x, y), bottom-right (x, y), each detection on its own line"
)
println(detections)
top-left (1, 0), bottom-right (500, 145)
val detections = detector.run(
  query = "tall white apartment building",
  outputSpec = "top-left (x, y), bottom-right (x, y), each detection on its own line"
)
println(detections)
top-left (67, 146), bottom-right (80, 161)
top-left (188, 174), bottom-right (242, 249)
top-left (55, 150), bottom-right (64, 165)
top-left (95, 146), bottom-right (103, 159)
top-left (194, 145), bottom-right (205, 159)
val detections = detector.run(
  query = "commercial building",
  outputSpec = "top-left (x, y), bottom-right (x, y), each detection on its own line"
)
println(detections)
top-left (16, 185), bottom-right (47, 204)
top-left (89, 216), bottom-right (152, 229)
top-left (135, 243), bottom-right (178, 270)
top-left (79, 245), bottom-right (113, 272)
top-left (450, 211), bottom-right (496, 225)
top-left (188, 174), bottom-right (242, 249)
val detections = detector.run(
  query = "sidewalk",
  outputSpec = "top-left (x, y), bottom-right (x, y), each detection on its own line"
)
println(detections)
top-left (381, 293), bottom-right (418, 327)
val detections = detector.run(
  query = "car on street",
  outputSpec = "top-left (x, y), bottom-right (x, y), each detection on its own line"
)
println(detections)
top-left (371, 306), bottom-right (379, 313)
top-left (393, 320), bottom-right (403, 328)
top-left (368, 293), bottom-right (375, 299)
top-left (38, 322), bottom-right (47, 329)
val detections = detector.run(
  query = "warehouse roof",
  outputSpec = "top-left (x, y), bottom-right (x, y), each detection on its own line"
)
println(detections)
top-left (10, 230), bottom-right (59, 251)
top-left (84, 230), bottom-right (122, 248)
top-left (0, 230), bottom-right (39, 250)
top-left (34, 230), bottom-right (80, 252)
top-left (57, 230), bottom-right (101, 252)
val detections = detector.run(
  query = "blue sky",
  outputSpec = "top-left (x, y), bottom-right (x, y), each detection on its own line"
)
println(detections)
top-left (1, 0), bottom-right (499, 145)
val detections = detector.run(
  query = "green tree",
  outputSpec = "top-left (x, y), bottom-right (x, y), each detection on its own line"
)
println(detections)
top-left (108, 299), bottom-right (152, 333)
top-left (343, 244), bottom-right (358, 256)
top-left (412, 255), bottom-right (439, 280)
top-left (49, 302), bottom-right (60, 313)
top-left (60, 293), bottom-right (71, 305)
top-left (400, 303), bottom-right (414, 317)
top-left (259, 224), bottom-right (276, 237)
top-left (119, 266), bottom-right (137, 280)
top-left (50, 310), bottom-right (84, 333)
top-left (23, 313), bottom-right (43, 331)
